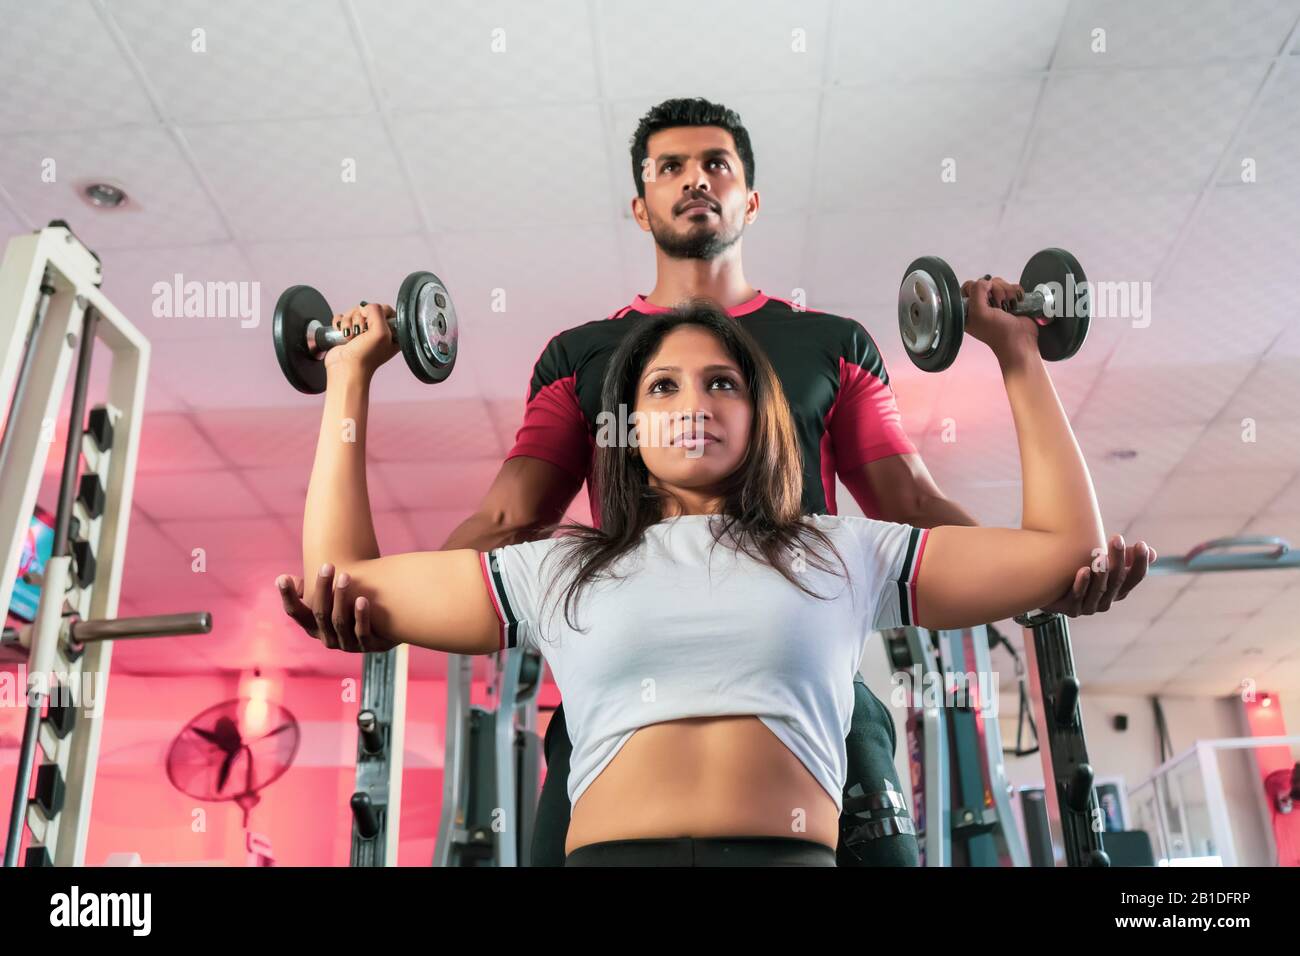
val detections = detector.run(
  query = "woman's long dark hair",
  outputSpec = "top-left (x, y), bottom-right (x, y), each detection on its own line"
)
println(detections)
top-left (537, 298), bottom-right (850, 633)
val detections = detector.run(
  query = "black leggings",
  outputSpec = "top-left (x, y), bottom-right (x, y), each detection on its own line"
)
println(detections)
top-left (565, 836), bottom-right (836, 867)
top-left (531, 676), bottom-right (919, 867)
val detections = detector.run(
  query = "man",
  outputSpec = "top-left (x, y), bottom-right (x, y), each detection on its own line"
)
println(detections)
top-left (283, 97), bottom-right (1154, 866)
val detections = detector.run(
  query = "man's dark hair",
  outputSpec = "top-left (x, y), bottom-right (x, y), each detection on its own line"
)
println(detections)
top-left (629, 97), bottom-right (756, 200)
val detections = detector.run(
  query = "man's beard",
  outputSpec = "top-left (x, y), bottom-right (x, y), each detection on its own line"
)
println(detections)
top-left (648, 207), bottom-right (743, 260)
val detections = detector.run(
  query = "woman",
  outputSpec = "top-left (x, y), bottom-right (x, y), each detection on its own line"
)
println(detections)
top-left (276, 284), bottom-right (1105, 867)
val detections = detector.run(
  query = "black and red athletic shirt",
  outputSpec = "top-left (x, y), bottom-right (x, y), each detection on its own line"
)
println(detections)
top-left (506, 291), bottom-right (916, 525)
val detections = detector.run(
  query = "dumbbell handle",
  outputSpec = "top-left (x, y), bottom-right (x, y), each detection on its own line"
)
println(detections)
top-left (961, 286), bottom-right (1057, 323)
top-left (304, 317), bottom-right (395, 355)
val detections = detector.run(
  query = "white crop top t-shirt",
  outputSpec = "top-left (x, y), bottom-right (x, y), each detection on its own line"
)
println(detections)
top-left (477, 513), bottom-right (930, 811)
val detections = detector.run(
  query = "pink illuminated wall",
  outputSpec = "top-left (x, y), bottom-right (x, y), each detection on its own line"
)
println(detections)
top-left (0, 669), bottom-right (556, 866)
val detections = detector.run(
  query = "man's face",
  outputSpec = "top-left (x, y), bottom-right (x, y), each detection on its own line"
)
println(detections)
top-left (634, 126), bottom-right (758, 259)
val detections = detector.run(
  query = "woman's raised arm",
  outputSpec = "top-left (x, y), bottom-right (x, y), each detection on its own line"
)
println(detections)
top-left (911, 278), bottom-right (1106, 631)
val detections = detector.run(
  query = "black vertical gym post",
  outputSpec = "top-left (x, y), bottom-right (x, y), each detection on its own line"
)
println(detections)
top-left (349, 649), bottom-right (400, 866)
top-left (3, 305), bottom-right (99, 867)
top-left (1016, 610), bottom-right (1110, 867)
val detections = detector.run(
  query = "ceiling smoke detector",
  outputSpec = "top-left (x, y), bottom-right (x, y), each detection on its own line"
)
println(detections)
top-left (82, 182), bottom-right (128, 209)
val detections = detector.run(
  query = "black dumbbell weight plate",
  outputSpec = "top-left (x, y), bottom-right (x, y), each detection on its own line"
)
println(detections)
top-left (1021, 248), bottom-right (1089, 362)
top-left (396, 271), bottom-right (458, 385)
top-left (898, 256), bottom-right (965, 372)
top-left (273, 284), bottom-right (332, 394)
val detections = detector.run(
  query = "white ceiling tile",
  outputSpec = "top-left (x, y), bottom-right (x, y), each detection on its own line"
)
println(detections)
top-left (1242, 512), bottom-right (1300, 545)
top-left (1077, 424), bottom-right (1203, 525)
top-left (1101, 573), bottom-right (1188, 620)
top-left (105, 0), bottom-right (375, 123)
top-left (1264, 321), bottom-right (1300, 361)
top-left (996, 193), bottom-right (1194, 291)
top-left (1260, 474), bottom-right (1300, 514)
top-left (0, 127), bottom-right (228, 249)
top-left (1099, 302), bottom-right (1279, 368)
top-left (242, 235), bottom-right (440, 329)
top-left (146, 321), bottom-right (291, 410)
top-left (1260, 661), bottom-right (1300, 691)
top-left (745, 214), bottom-right (811, 302)
top-left (355, 0), bottom-right (598, 111)
top-left (431, 224), bottom-right (625, 399)
top-left (183, 114), bottom-right (420, 241)
top-left (1191, 634), bottom-right (1280, 664)
top-left (0, 203), bottom-right (25, 238)
top-left (1071, 640), bottom-right (1125, 673)
top-left (597, 0), bottom-right (830, 101)
top-left (807, 205), bottom-right (1001, 306)
top-left (1019, 63), bottom-right (1267, 199)
top-left (407, 508), bottom-right (482, 552)
top-left (1218, 57), bottom-right (1300, 188)
top-left (1062, 616), bottom-right (1153, 645)
top-left (1072, 362), bottom-right (1253, 427)
top-left (156, 516), bottom-right (296, 592)
top-left (1119, 621), bottom-right (1243, 654)
top-left (1164, 187), bottom-right (1300, 320)
top-left (917, 420), bottom-right (1020, 487)
top-left (0, 1), bottom-right (158, 133)
top-left (374, 459), bottom-right (503, 511)
top-left (1159, 582), bottom-right (1289, 619)
top-left (396, 102), bottom-right (609, 230)
top-left (930, 480), bottom-right (1023, 526)
top-left (366, 397), bottom-right (503, 462)
top-left (817, 79), bottom-right (1041, 211)
top-left (98, 243), bottom-right (260, 341)
top-left (238, 464), bottom-right (313, 517)
top-left (1143, 468), bottom-right (1295, 518)
top-left (133, 468), bottom-right (267, 522)
top-left (832, 0), bottom-right (1067, 82)
top-left (1178, 419), bottom-right (1300, 472)
top-left (135, 413), bottom-right (224, 472)
top-left (1218, 360), bottom-right (1300, 426)
top-left (187, 406), bottom-right (318, 468)
top-left (1054, 0), bottom-right (1300, 67)
top-left (119, 552), bottom-right (230, 613)
top-left (118, 514), bottom-right (218, 610)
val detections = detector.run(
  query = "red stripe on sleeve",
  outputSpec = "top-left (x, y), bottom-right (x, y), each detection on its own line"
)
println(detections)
top-left (829, 358), bottom-right (917, 475)
top-left (478, 552), bottom-right (506, 652)
top-left (909, 529), bottom-right (930, 624)
top-left (505, 374), bottom-right (593, 483)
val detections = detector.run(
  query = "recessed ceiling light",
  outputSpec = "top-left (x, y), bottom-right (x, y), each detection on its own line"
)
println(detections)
top-left (83, 182), bottom-right (128, 209)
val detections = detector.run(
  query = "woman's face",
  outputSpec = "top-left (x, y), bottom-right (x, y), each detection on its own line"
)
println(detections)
top-left (631, 326), bottom-right (753, 499)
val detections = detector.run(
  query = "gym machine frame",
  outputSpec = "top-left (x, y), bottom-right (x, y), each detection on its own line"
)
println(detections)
top-left (0, 223), bottom-right (205, 865)
top-left (888, 625), bottom-right (1030, 866)
top-left (432, 646), bottom-right (544, 867)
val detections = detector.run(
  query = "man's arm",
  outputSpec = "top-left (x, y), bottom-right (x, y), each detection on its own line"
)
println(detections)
top-left (441, 456), bottom-right (585, 551)
top-left (842, 453), bottom-right (977, 529)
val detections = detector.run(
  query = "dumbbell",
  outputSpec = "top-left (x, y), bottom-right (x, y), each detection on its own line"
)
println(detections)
top-left (897, 248), bottom-right (1090, 372)
top-left (273, 271), bottom-right (458, 394)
